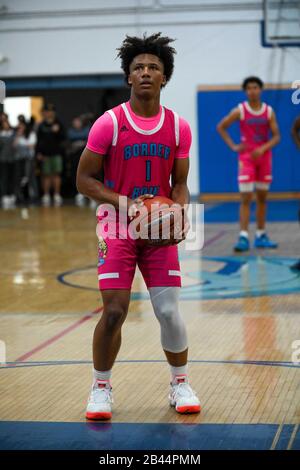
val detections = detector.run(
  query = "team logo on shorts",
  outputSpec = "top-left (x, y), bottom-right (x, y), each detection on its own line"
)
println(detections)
top-left (98, 238), bottom-right (108, 266)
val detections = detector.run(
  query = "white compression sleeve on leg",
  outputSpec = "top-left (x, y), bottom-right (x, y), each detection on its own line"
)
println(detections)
top-left (148, 286), bottom-right (188, 353)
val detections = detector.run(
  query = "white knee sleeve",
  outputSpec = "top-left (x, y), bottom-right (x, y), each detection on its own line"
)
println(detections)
top-left (148, 286), bottom-right (188, 353)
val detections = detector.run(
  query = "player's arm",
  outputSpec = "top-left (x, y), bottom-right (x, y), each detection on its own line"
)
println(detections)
top-left (292, 116), bottom-right (300, 149)
top-left (76, 147), bottom-right (153, 214)
top-left (251, 110), bottom-right (280, 158)
top-left (217, 107), bottom-right (245, 152)
top-left (170, 158), bottom-right (190, 241)
top-left (76, 148), bottom-right (125, 209)
top-left (171, 157), bottom-right (190, 207)
top-left (77, 113), bottom-right (153, 215)
top-left (257, 110), bottom-right (280, 155)
top-left (76, 113), bottom-right (127, 209)
top-left (171, 117), bottom-right (191, 208)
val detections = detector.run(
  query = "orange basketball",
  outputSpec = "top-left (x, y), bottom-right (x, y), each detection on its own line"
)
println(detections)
top-left (134, 196), bottom-right (184, 246)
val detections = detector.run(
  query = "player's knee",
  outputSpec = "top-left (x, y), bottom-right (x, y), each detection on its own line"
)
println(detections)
top-left (155, 302), bottom-right (171, 320)
top-left (257, 197), bottom-right (266, 205)
top-left (256, 192), bottom-right (267, 203)
top-left (156, 303), bottom-right (180, 325)
top-left (241, 193), bottom-right (252, 204)
top-left (103, 306), bottom-right (127, 332)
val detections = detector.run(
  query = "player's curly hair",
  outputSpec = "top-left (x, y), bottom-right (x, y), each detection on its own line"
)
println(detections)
top-left (117, 32), bottom-right (176, 87)
top-left (242, 76), bottom-right (264, 90)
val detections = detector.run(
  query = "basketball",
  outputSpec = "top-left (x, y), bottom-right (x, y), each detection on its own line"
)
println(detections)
top-left (134, 195), bottom-right (184, 246)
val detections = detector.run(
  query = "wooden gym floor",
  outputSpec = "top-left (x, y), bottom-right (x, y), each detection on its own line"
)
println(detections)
top-left (0, 201), bottom-right (299, 450)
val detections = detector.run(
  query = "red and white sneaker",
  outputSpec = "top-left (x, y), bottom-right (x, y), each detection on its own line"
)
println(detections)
top-left (169, 375), bottom-right (201, 414)
top-left (86, 380), bottom-right (113, 420)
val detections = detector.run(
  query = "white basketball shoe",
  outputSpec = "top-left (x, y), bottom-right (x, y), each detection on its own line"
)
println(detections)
top-left (169, 375), bottom-right (201, 414)
top-left (86, 380), bottom-right (113, 420)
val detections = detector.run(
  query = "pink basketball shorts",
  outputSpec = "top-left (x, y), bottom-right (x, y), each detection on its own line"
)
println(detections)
top-left (238, 150), bottom-right (272, 191)
top-left (96, 219), bottom-right (181, 290)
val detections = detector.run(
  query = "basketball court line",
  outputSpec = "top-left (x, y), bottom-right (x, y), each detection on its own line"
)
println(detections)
top-left (14, 307), bottom-right (103, 362)
top-left (272, 424), bottom-right (299, 450)
top-left (287, 424), bottom-right (299, 450)
top-left (202, 230), bottom-right (226, 248)
top-left (2, 359), bottom-right (300, 370)
top-left (271, 423), bottom-right (284, 450)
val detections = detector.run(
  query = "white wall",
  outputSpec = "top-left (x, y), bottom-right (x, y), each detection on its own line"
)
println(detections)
top-left (0, 0), bottom-right (299, 194)
top-left (3, 96), bottom-right (31, 126)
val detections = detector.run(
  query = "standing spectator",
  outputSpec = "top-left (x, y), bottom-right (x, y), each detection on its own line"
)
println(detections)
top-left (36, 103), bottom-right (65, 206)
top-left (0, 117), bottom-right (16, 208)
top-left (13, 120), bottom-right (38, 204)
top-left (291, 116), bottom-right (300, 271)
top-left (16, 114), bottom-right (26, 128)
top-left (67, 116), bottom-right (89, 205)
top-left (29, 116), bottom-right (37, 132)
top-left (0, 112), bottom-right (9, 127)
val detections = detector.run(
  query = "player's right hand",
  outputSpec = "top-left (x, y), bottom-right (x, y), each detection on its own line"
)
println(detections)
top-left (232, 143), bottom-right (246, 153)
top-left (128, 194), bottom-right (154, 220)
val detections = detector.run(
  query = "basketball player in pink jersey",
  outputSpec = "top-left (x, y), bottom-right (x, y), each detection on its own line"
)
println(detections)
top-left (291, 116), bottom-right (300, 271)
top-left (217, 76), bottom-right (280, 252)
top-left (76, 33), bottom-right (200, 420)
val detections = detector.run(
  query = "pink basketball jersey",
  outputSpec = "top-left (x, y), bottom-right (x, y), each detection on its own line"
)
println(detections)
top-left (239, 101), bottom-right (272, 151)
top-left (102, 102), bottom-right (180, 200)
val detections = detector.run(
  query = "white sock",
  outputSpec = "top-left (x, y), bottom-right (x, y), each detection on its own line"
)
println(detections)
top-left (240, 230), bottom-right (249, 238)
top-left (93, 368), bottom-right (112, 383)
top-left (256, 229), bottom-right (265, 237)
top-left (170, 364), bottom-right (188, 383)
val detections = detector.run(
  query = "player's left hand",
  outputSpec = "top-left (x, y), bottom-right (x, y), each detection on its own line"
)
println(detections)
top-left (128, 194), bottom-right (154, 220)
top-left (251, 147), bottom-right (265, 159)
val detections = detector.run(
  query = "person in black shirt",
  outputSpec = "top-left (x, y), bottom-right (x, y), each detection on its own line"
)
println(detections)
top-left (36, 103), bottom-right (65, 206)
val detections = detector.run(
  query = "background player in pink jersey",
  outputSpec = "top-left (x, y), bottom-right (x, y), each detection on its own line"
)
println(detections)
top-left (291, 116), bottom-right (300, 271)
top-left (217, 76), bottom-right (280, 252)
top-left (76, 33), bottom-right (200, 420)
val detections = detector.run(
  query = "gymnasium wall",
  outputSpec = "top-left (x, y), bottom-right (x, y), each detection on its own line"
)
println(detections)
top-left (0, 0), bottom-right (299, 195)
